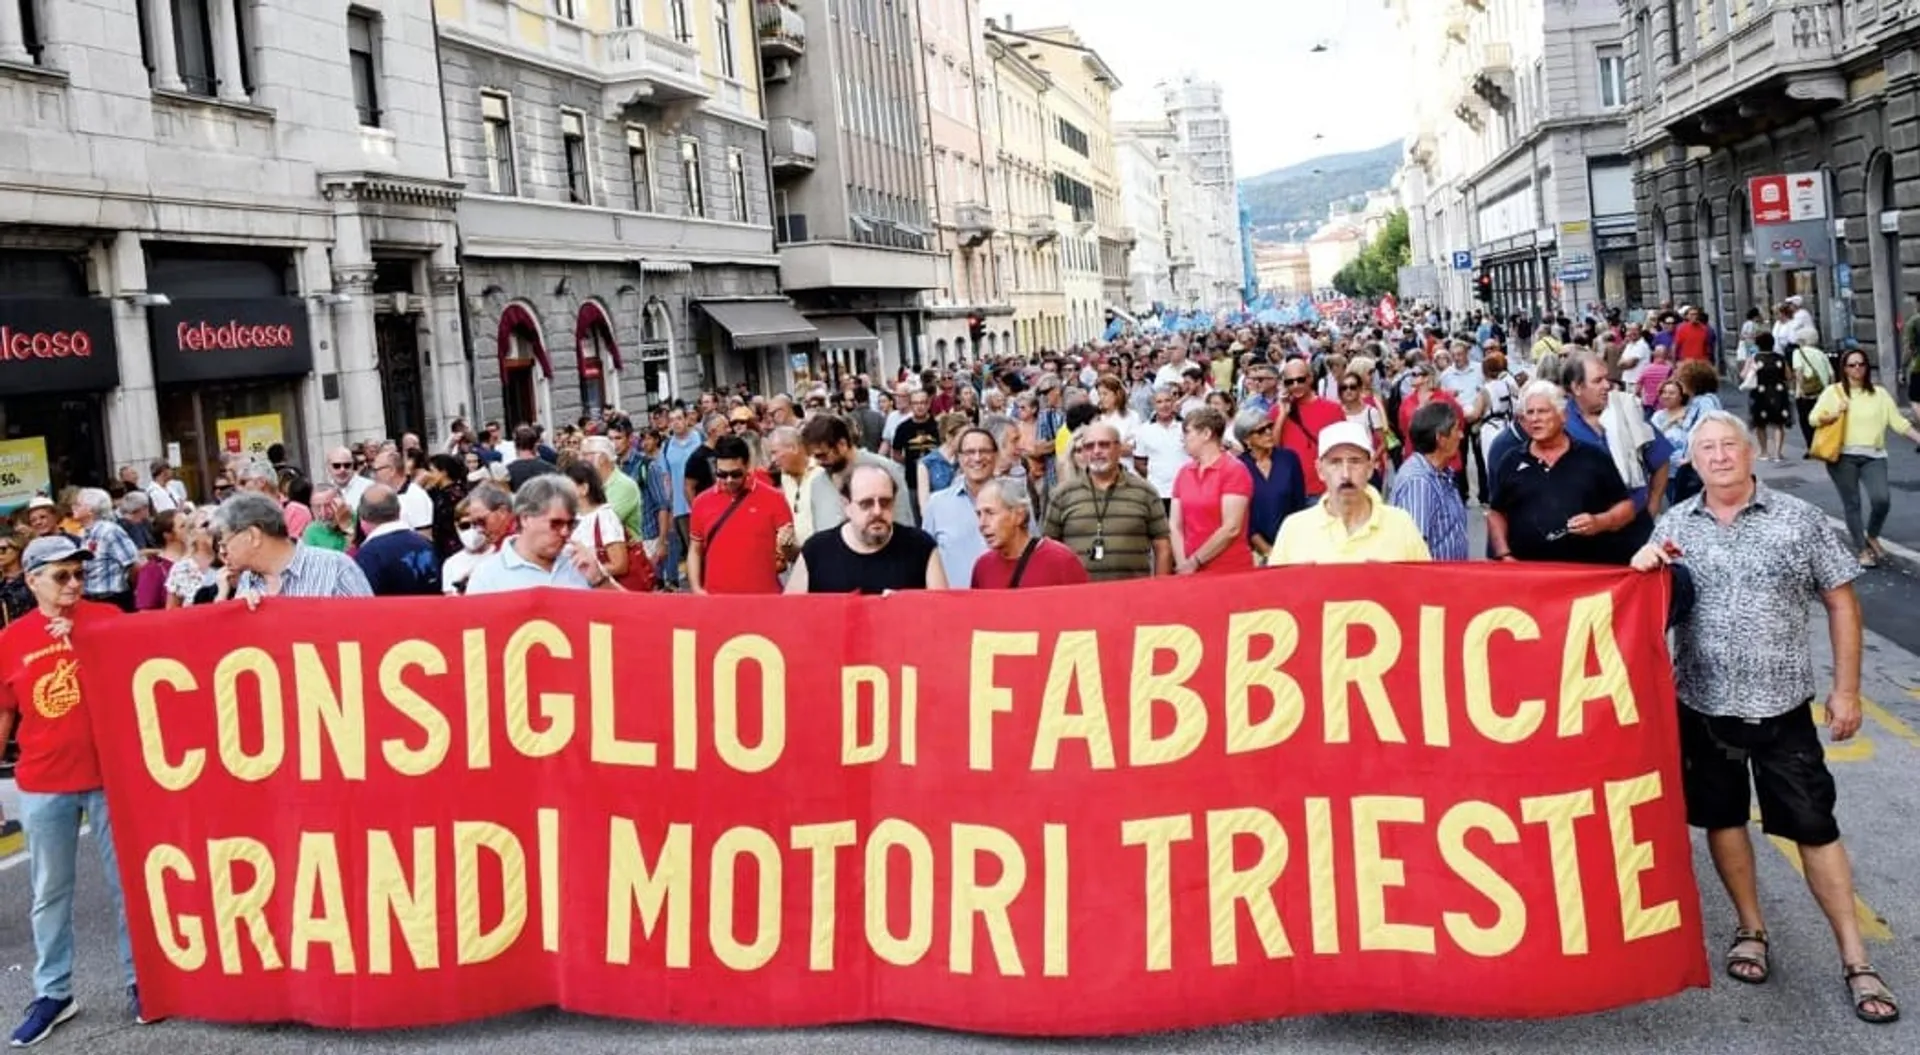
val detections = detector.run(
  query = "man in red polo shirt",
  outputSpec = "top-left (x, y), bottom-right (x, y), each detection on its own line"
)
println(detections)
top-left (1271, 356), bottom-right (1346, 497)
top-left (1673, 304), bottom-right (1713, 363)
top-left (688, 435), bottom-right (794, 594)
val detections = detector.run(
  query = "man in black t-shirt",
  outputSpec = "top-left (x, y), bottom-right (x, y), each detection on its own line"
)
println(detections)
top-left (786, 463), bottom-right (945, 594)
top-left (1487, 382), bottom-right (1641, 565)
top-left (891, 391), bottom-right (942, 484)
top-left (505, 425), bottom-right (557, 491)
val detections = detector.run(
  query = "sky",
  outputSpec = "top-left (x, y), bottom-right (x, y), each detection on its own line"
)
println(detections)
top-left (990, 0), bottom-right (1411, 180)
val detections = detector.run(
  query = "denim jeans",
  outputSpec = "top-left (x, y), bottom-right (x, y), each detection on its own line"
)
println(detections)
top-left (19, 788), bottom-right (135, 1000)
top-left (666, 514), bottom-right (690, 589)
top-left (1826, 453), bottom-right (1890, 551)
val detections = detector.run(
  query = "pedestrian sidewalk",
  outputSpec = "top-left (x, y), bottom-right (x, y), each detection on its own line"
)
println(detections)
top-left (1719, 388), bottom-right (1920, 563)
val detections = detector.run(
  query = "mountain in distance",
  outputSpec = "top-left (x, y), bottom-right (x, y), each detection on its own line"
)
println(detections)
top-left (1238, 141), bottom-right (1402, 241)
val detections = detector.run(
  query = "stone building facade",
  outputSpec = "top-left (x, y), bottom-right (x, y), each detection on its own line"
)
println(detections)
top-left (0, 0), bottom-right (462, 500)
top-left (1623, 0), bottom-right (1920, 379)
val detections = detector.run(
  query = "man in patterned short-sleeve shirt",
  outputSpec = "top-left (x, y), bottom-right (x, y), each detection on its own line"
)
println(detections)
top-left (1635, 410), bottom-right (1897, 1024)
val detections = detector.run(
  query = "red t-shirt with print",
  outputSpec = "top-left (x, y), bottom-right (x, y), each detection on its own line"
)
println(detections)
top-left (0, 601), bottom-right (121, 792)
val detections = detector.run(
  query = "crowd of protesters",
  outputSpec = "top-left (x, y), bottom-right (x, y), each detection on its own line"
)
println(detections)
top-left (0, 296), bottom-right (1902, 1044)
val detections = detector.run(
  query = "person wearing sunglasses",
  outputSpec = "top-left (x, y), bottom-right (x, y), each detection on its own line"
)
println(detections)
top-left (323, 445), bottom-right (371, 511)
top-left (688, 435), bottom-right (794, 595)
top-left (464, 474), bottom-right (618, 594)
top-left (1271, 358), bottom-right (1346, 498)
top-left (0, 536), bottom-right (145, 1040)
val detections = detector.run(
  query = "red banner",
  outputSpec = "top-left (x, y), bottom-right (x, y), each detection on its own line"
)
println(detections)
top-left (75, 565), bottom-right (1706, 1034)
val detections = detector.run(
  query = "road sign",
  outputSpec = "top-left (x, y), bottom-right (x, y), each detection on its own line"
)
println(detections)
top-left (1558, 267), bottom-right (1594, 282)
top-left (1750, 172), bottom-right (1826, 225)
top-left (1787, 172), bottom-right (1827, 222)
top-left (1451, 250), bottom-right (1473, 271)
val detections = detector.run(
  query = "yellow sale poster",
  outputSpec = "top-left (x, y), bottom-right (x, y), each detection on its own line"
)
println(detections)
top-left (0, 436), bottom-right (49, 514)
top-left (215, 414), bottom-right (283, 460)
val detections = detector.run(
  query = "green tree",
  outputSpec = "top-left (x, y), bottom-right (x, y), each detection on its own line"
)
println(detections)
top-left (1331, 210), bottom-right (1412, 299)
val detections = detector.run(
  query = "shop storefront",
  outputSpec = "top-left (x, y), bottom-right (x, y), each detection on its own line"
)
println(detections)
top-left (0, 294), bottom-right (119, 510)
top-left (149, 297), bottom-right (313, 498)
top-left (695, 298), bottom-right (819, 396)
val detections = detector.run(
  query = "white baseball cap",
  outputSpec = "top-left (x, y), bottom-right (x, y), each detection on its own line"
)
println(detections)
top-left (1317, 420), bottom-right (1375, 459)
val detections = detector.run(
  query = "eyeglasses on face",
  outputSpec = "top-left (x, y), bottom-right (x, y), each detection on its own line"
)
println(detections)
top-left (1282, 376), bottom-right (1311, 387)
top-left (539, 516), bottom-right (578, 534)
top-left (330, 461), bottom-right (354, 469)
top-left (38, 568), bottom-right (81, 586)
top-left (712, 468), bottom-right (747, 481)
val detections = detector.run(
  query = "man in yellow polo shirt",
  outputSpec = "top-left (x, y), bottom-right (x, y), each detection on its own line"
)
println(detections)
top-left (1272, 421), bottom-right (1432, 564)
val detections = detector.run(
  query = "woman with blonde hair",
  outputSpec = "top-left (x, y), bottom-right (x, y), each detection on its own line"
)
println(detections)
top-left (916, 412), bottom-right (973, 512)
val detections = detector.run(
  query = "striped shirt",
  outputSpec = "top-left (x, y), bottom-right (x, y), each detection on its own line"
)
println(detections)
top-left (82, 520), bottom-right (139, 596)
top-left (236, 541), bottom-right (373, 598)
top-left (1386, 454), bottom-right (1470, 561)
top-left (1043, 472), bottom-right (1169, 582)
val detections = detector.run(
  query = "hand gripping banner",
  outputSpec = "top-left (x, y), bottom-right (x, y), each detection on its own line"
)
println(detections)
top-left (74, 564), bottom-right (1707, 1034)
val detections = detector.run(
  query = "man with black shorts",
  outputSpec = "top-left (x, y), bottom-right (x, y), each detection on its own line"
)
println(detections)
top-left (1634, 410), bottom-right (1897, 1025)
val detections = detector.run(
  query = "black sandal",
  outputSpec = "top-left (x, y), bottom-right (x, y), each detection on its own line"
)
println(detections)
top-left (1725, 927), bottom-right (1769, 984)
top-left (1844, 964), bottom-right (1900, 1024)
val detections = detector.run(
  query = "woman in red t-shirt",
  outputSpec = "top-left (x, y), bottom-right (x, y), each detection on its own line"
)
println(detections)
top-left (0, 537), bottom-right (141, 1041)
top-left (1397, 365), bottom-right (1465, 476)
top-left (1170, 406), bottom-right (1254, 575)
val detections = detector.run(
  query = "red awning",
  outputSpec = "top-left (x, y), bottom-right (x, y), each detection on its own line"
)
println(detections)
top-left (575, 300), bottom-right (623, 371)
top-left (496, 304), bottom-right (551, 377)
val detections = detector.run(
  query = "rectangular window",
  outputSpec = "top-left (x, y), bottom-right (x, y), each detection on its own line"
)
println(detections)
top-left (668, 0), bottom-right (691, 44)
top-left (1056, 118), bottom-right (1089, 157)
top-left (715, 0), bottom-right (736, 79)
top-left (174, 0), bottom-right (217, 96)
top-left (561, 109), bottom-right (591, 205)
top-left (481, 91), bottom-right (517, 195)
top-left (613, 0), bottom-right (634, 27)
top-left (627, 125), bottom-right (652, 211)
top-left (347, 9), bottom-right (381, 128)
top-left (681, 138), bottom-right (704, 217)
top-left (549, 0), bottom-right (577, 19)
top-left (1597, 46), bottom-right (1626, 109)
top-left (19, 0), bottom-right (41, 63)
top-left (728, 148), bottom-right (749, 221)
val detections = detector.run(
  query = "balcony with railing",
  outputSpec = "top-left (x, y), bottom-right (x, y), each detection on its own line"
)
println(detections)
top-left (757, 0), bottom-right (806, 58)
top-left (768, 115), bottom-right (817, 175)
top-left (955, 201), bottom-right (995, 246)
top-left (1023, 214), bottom-right (1058, 244)
top-left (600, 25), bottom-right (708, 116)
top-left (1650, 0), bottom-right (1848, 146)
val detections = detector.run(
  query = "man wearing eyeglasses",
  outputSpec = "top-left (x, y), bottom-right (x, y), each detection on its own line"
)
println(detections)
top-left (921, 426), bottom-right (1002, 589)
top-left (688, 436), bottom-right (793, 595)
top-left (464, 474), bottom-right (618, 594)
top-left (1270, 358), bottom-right (1346, 497)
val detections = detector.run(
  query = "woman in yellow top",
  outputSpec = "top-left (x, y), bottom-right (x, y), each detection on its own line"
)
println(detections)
top-left (1810, 348), bottom-right (1920, 566)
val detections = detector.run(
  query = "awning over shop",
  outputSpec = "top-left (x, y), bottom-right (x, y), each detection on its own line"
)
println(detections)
top-left (807, 315), bottom-right (880, 347)
top-left (575, 300), bottom-right (622, 370)
top-left (497, 303), bottom-right (552, 377)
top-left (698, 299), bottom-right (816, 349)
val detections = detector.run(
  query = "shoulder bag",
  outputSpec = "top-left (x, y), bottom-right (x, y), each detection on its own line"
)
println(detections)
top-left (592, 510), bottom-right (657, 592)
top-left (1006, 538), bottom-right (1042, 589)
top-left (1808, 384), bottom-right (1847, 464)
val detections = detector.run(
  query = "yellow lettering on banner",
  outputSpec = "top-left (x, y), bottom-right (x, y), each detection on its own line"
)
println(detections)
top-left (606, 819), bottom-right (691, 967)
top-left (791, 821), bottom-right (858, 971)
top-left (1463, 608), bottom-right (1545, 744)
top-left (1351, 796), bottom-right (1435, 954)
top-left (208, 836), bottom-right (282, 974)
top-left (1604, 772), bottom-right (1682, 942)
top-left (1559, 592), bottom-right (1639, 736)
top-left (290, 831), bottom-right (355, 973)
top-left (899, 666), bottom-right (918, 765)
top-left (1437, 801), bottom-right (1525, 957)
top-left (133, 659), bottom-right (205, 791)
top-left (1304, 797), bottom-right (1340, 954)
top-left (144, 844), bottom-right (207, 971)
top-left (538, 808), bottom-right (560, 952)
top-left (452, 821), bottom-right (527, 966)
top-left (1033, 630), bottom-right (1116, 770)
top-left (1043, 824), bottom-right (1067, 977)
top-left (366, 827), bottom-right (439, 973)
top-left (463, 629), bottom-right (491, 769)
top-left (1520, 790), bottom-right (1596, 955)
top-left (1418, 607), bottom-right (1450, 747)
top-left (713, 635), bottom-right (787, 774)
top-left (379, 641), bottom-right (451, 777)
top-left (1205, 808), bottom-right (1292, 966)
top-left (1321, 602), bottom-right (1408, 745)
top-left (1129, 625), bottom-right (1206, 766)
top-left (710, 826), bottom-right (782, 971)
top-left (1224, 610), bottom-right (1304, 753)
top-left (969, 631), bottom-right (1039, 771)
top-left (294, 644), bottom-right (367, 781)
top-left (1121, 814), bottom-right (1194, 971)
top-left (502, 621), bottom-right (575, 758)
top-left (841, 666), bottom-right (889, 765)
top-left (950, 824), bottom-right (1027, 976)
top-left (865, 818), bottom-right (934, 966)
top-left (672, 630), bottom-right (699, 770)
top-left (590, 623), bottom-right (655, 767)
top-left (214, 648), bottom-right (285, 782)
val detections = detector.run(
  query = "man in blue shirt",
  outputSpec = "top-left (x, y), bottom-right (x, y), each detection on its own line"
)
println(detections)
top-left (353, 486), bottom-right (441, 596)
top-left (1560, 352), bottom-right (1671, 515)
top-left (465, 474), bottom-right (610, 594)
top-left (921, 426), bottom-right (1001, 588)
top-left (661, 407), bottom-right (708, 590)
top-left (1387, 402), bottom-right (1471, 561)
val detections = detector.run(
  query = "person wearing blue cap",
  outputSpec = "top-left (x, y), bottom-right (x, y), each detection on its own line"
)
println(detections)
top-left (0, 536), bottom-right (145, 1044)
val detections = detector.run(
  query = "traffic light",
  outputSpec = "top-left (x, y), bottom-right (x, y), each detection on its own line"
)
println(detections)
top-left (967, 313), bottom-right (986, 345)
top-left (1474, 270), bottom-right (1494, 303)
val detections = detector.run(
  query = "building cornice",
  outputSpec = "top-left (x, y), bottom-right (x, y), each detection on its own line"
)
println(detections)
top-left (319, 172), bottom-right (465, 209)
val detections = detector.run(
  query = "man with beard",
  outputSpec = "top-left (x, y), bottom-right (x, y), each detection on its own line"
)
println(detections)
top-left (1273, 421), bottom-right (1430, 564)
top-left (800, 413), bottom-right (914, 533)
top-left (785, 463), bottom-right (945, 594)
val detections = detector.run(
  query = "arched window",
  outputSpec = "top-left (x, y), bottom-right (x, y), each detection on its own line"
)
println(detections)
top-left (637, 298), bottom-right (675, 407)
top-left (496, 303), bottom-right (551, 429)
top-left (575, 300), bottom-right (622, 415)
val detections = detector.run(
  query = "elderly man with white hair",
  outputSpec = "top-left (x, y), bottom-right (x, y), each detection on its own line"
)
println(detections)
top-left (1487, 380), bottom-right (1640, 565)
top-left (68, 488), bottom-right (140, 610)
top-left (580, 434), bottom-right (644, 540)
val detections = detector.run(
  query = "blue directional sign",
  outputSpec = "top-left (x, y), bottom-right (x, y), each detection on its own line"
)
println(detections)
top-left (1452, 250), bottom-right (1474, 271)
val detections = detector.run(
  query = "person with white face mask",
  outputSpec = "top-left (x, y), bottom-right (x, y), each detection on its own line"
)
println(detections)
top-left (440, 513), bottom-right (492, 595)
